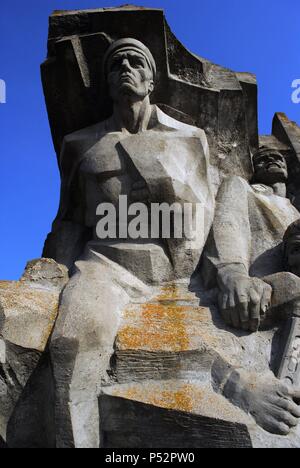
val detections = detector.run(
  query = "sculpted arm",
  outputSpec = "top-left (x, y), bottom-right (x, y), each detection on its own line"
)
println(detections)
top-left (202, 176), bottom-right (272, 331)
top-left (43, 137), bottom-right (91, 270)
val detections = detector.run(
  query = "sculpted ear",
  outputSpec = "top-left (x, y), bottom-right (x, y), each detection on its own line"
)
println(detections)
top-left (148, 80), bottom-right (155, 95)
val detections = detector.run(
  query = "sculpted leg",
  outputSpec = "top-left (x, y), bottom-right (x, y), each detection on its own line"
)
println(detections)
top-left (50, 249), bottom-right (150, 448)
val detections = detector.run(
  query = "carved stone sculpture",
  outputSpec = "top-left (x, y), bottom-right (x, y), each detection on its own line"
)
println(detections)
top-left (2, 6), bottom-right (300, 449)
top-left (202, 146), bottom-right (300, 331)
top-left (43, 35), bottom-right (215, 449)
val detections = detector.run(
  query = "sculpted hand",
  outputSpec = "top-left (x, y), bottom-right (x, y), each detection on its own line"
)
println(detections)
top-left (224, 371), bottom-right (300, 436)
top-left (217, 265), bottom-right (272, 332)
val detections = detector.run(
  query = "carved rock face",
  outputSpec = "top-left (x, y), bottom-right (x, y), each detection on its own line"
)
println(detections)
top-left (253, 152), bottom-right (288, 185)
top-left (0, 259), bottom-right (68, 446)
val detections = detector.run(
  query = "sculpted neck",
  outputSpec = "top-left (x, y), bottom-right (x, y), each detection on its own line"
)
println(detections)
top-left (113, 95), bottom-right (152, 134)
top-left (272, 182), bottom-right (287, 198)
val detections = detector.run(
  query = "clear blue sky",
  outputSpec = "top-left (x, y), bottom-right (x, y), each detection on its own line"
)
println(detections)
top-left (0, 0), bottom-right (299, 280)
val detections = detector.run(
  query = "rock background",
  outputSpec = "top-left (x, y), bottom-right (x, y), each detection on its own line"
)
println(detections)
top-left (0, 259), bottom-right (68, 446)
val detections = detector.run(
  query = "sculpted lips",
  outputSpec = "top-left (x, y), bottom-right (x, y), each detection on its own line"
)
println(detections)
top-left (266, 162), bottom-right (283, 170)
top-left (119, 73), bottom-right (135, 84)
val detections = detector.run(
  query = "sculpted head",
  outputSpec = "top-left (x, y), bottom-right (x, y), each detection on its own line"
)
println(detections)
top-left (252, 147), bottom-right (288, 185)
top-left (284, 219), bottom-right (300, 276)
top-left (103, 38), bottom-right (156, 102)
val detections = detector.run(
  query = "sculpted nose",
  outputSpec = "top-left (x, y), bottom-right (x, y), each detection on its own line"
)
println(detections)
top-left (120, 58), bottom-right (131, 71)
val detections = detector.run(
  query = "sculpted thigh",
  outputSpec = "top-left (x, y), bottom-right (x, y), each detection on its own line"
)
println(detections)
top-left (51, 258), bottom-right (130, 352)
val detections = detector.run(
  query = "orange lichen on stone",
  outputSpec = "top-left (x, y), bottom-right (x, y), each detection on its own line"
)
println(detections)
top-left (118, 303), bottom-right (191, 352)
top-left (0, 281), bottom-right (60, 351)
top-left (117, 282), bottom-right (221, 353)
top-left (106, 380), bottom-right (251, 424)
top-left (118, 307), bottom-right (218, 353)
top-left (0, 283), bottom-right (57, 312)
top-left (157, 283), bottom-right (195, 303)
top-left (110, 382), bottom-right (205, 413)
top-left (0, 281), bottom-right (13, 287)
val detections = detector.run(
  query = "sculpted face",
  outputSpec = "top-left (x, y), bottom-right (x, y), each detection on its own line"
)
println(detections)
top-left (107, 49), bottom-right (154, 101)
top-left (285, 235), bottom-right (300, 277)
top-left (253, 151), bottom-right (288, 185)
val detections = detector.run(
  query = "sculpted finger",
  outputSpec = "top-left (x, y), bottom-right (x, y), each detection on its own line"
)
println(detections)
top-left (272, 408), bottom-right (299, 428)
top-left (260, 284), bottom-right (272, 316)
top-left (228, 293), bottom-right (236, 310)
top-left (230, 310), bottom-right (240, 329)
top-left (218, 292), bottom-right (228, 311)
top-left (277, 398), bottom-right (300, 418)
top-left (273, 422), bottom-right (291, 436)
top-left (250, 321), bottom-right (259, 332)
top-left (237, 301), bottom-right (249, 324)
top-left (249, 288), bottom-right (260, 332)
top-left (262, 417), bottom-right (290, 436)
top-left (278, 382), bottom-right (291, 397)
top-left (234, 287), bottom-right (249, 306)
top-left (221, 308), bottom-right (232, 326)
top-left (236, 301), bottom-right (251, 331)
top-left (249, 287), bottom-right (260, 312)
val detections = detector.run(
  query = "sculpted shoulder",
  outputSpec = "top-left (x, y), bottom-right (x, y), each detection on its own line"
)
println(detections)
top-left (155, 106), bottom-right (206, 137)
top-left (155, 107), bottom-right (209, 157)
top-left (63, 119), bottom-right (112, 151)
top-left (59, 118), bottom-right (114, 172)
top-left (218, 175), bottom-right (252, 197)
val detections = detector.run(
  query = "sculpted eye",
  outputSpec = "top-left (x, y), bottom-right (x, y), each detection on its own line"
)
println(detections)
top-left (131, 57), bottom-right (145, 68)
top-left (110, 58), bottom-right (122, 71)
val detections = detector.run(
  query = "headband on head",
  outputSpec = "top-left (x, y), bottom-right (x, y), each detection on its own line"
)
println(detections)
top-left (252, 146), bottom-right (284, 163)
top-left (284, 219), bottom-right (300, 244)
top-left (103, 38), bottom-right (157, 80)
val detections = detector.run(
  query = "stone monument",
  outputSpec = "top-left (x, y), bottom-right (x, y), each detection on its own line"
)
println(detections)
top-left (1, 5), bottom-right (300, 448)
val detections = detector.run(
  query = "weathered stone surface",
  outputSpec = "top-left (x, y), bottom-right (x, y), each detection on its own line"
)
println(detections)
top-left (199, 145), bottom-right (300, 441)
top-left (99, 388), bottom-right (252, 448)
top-left (0, 259), bottom-right (68, 445)
top-left (3, 5), bottom-right (300, 450)
top-left (91, 242), bottom-right (173, 285)
top-left (102, 281), bottom-right (300, 448)
top-left (0, 282), bottom-right (58, 352)
top-left (20, 258), bottom-right (69, 290)
top-left (273, 113), bottom-right (300, 167)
